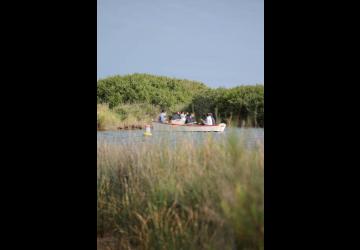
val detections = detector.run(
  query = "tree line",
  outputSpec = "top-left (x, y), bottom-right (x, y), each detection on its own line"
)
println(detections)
top-left (97, 73), bottom-right (264, 127)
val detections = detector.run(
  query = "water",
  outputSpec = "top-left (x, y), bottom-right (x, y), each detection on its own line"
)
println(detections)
top-left (97, 128), bottom-right (264, 149)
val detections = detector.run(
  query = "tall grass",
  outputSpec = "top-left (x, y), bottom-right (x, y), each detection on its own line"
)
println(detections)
top-left (97, 103), bottom-right (159, 130)
top-left (97, 133), bottom-right (264, 250)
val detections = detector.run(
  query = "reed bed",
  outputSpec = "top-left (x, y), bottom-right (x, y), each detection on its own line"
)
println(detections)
top-left (97, 132), bottom-right (264, 250)
top-left (97, 103), bottom-right (158, 130)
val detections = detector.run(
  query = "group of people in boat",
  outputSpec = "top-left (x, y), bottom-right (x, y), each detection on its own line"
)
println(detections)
top-left (158, 110), bottom-right (216, 125)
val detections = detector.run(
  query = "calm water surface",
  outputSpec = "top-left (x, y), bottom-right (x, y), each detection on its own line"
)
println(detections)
top-left (97, 128), bottom-right (263, 149)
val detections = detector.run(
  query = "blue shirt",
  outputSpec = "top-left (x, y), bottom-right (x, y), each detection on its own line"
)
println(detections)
top-left (159, 112), bottom-right (166, 123)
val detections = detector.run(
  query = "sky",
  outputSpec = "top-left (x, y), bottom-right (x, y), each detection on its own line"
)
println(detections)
top-left (97, 0), bottom-right (263, 87)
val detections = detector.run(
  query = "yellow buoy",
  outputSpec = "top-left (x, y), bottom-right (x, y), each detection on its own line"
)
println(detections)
top-left (143, 124), bottom-right (152, 136)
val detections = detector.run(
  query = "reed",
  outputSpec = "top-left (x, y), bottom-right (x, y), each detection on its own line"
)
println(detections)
top-left (97, 132), bottom-right (264, 249)
top-left (97, 103), bottom-right (159, 130)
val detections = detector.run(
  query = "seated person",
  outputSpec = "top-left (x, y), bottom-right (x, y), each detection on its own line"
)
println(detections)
top-left (158, 110), bottom-right (167, 123)
top-left (172, 112), bottom-right (181, 120)
top-left (185, 113), bottom-right (196, 124)
top-left (180, 112), bottom-right (186, 123)
top-left (201, 113), bottom-right (213, 125)
top-left (209, 113), bottom-right (216, 125)
top-left (171, 112), bottom-right (185, 125)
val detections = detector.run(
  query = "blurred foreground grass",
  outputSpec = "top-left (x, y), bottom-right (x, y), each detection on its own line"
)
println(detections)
top-left (97, 132), bottom-right (263, 250)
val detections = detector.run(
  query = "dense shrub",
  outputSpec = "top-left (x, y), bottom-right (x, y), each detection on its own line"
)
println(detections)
top-left (98, 73), bottom-right (264, 127)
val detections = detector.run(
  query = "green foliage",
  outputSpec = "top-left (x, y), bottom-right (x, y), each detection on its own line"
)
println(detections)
top-left (113, 103), bottom-right (159, 121)
top-left (97, 104), bottom-right (122, 130)
top-left (191, 85), bottom-right (264, 127)
top-left (97, 103), bottom-right (160, 130)
top-left (97, 73), bottom-right (208, 110)
top-left (97, 74), bottom-right (264, 127)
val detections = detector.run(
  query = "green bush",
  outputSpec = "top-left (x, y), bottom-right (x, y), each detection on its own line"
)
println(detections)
top-left (98, 74), bottom-right (264, 127)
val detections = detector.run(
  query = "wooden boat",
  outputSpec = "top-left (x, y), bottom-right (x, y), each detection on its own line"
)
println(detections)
top-left (152, 122), bottom-right (226, 132)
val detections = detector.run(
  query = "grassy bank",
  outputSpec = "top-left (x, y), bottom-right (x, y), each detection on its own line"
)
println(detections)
top-left (97, 103), bottom-right (159, 130)
top-left (97, 133), bottom-right (264, 249)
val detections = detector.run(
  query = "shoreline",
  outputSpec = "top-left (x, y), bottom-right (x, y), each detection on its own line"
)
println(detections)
top-left (97, 124), bottom-right (264, 132)
top-left (97, 125), bottom-right (145, 131)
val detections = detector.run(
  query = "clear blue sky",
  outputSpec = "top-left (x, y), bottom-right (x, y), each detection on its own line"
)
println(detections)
top-left (97, 0), bottom-right (263, 87)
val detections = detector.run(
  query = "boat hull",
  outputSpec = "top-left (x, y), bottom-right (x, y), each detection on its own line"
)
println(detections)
top-left (152, 122), bottom-right (226, 132)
